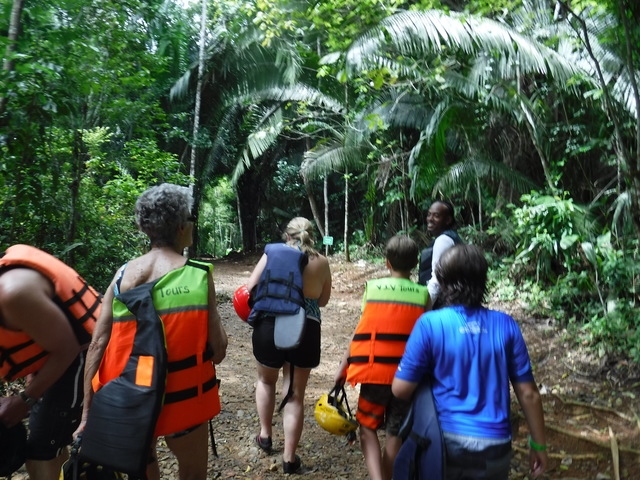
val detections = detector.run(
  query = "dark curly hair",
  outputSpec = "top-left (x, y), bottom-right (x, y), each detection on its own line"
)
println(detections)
top-left (435, 244), bottom-right (487, 307)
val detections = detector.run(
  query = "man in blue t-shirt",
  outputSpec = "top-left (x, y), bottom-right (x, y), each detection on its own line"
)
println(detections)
top-left (392, 244), bottom-right (547, 479)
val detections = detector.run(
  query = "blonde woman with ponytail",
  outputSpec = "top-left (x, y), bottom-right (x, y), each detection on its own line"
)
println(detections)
top-left (247, 217), bottom-right (332, 474)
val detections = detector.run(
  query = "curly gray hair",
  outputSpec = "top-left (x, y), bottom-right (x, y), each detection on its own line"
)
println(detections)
top-left (135, 183), bottom-right (193, 247)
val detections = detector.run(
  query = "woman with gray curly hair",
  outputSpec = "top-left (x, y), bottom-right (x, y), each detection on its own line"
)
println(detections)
top-left (77, 183), bottom-right (228, 480)
top-left (247, 216), bottom-right (332, 474)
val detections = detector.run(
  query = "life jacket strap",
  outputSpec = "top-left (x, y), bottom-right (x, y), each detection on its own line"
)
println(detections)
top-left (0, 340), bottom-right (49, 380)
top-left (347, 355), bottom-right (403, 365)
top-left (277, 365), bottom-right (294, 413)
top-left (253, 271), bottom-right (306, 308)
top-left (376, 333), bottom-right (410, 341)
top-left (164, 375), bottom-right (218, 404)
top-left (352, 332), bottom-right (409, 342)
top-left (166, 348), bottom-right (213, 373)
top-left (352, 333), bottom-right (371, 341)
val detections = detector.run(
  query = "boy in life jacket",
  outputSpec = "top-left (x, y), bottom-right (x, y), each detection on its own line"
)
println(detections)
top-left (334, 235), bottom-right (429, 480)
top-left (0, 244), bottom-right (101, 480)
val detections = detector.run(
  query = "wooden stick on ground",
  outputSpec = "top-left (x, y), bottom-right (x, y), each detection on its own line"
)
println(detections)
top-left (609, 426), bottom-right (620, 480)
top-left (512, 445), bottom-right (604, 460)
top-left (555, 396), bottom-right (635, 423)
top-left (544, 423), bottom-right (640, 455)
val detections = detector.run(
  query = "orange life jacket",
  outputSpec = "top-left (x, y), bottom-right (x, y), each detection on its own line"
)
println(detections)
top-left (92, 260), bottom-right (220, 437)
top-left (347, 277), bottom-right (428, 386)
top-left (0, 244), bottom-right (101, 382)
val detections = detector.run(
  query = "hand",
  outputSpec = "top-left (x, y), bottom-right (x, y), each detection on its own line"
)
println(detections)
top-left (333, 366), bottom-right (347, 386)
top-left (0, 395), bottom-right (31, 427)
top-left (529, 449), bottom-right (548, 478)
top-left (72, 419), bottom-right (87, 440)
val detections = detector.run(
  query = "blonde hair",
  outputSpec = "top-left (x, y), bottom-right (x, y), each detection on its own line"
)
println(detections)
top-left (283, 217), bottom-right (319, 258)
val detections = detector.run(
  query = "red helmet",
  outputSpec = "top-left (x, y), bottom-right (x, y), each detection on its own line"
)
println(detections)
top-left (233, 285), bottom-right (251, 321)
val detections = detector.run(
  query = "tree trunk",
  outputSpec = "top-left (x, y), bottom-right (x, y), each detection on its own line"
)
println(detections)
top-left (303, 172), bottom-right (324, 237)
top-left (187, 0), bottom-right (208, 257)
top-left (66, 130), bottom-right (87, 267)
top-left (237, 167), bottom-right (271, 251)
top-left (324, 176), bottom-right (329, 256)
top-left (344, 171), bottom-right (350, 262)
top-left (0, 0), bottom-right (24, 117)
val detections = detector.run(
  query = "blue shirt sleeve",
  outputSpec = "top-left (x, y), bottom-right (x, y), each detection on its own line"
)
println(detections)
top-left (395, 313), bottom-right (432, 383)
top-left (507, 317), bottom-right (534, 383)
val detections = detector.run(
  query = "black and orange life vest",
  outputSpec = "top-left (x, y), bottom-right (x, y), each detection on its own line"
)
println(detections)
top-left (92, 260), bottom-right (220, 437)
top-left (0, 244), bottom-right (101, 382)
top-left (347, 277), bottom-right (428, 386)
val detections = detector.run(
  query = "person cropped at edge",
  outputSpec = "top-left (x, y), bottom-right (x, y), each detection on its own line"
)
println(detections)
top-left (334, 235), bottom-right (429, 480)
top-left (76, 183), bottom-right (228, 480)
top-left (392, 244), bottom-right (547, 479)
top-left (247, 217), bottom-right (332, 475)
top-left (417, 200), bottom-right (462, 308)
top-left (0, 245), bottom-right (101, 480)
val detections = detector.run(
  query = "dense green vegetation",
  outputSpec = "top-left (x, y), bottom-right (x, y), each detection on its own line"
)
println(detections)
top-left (1, 0), bottom-right (638, 362)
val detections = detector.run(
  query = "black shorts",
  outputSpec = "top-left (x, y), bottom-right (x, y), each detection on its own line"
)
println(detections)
top-left (252, 316), bottom-right (321, 369)
top-left (26, 352), bottom-right (85, 460)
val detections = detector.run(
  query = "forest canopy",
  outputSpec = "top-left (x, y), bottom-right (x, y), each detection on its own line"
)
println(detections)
top-left (1, 0), bottom-right (639, 362)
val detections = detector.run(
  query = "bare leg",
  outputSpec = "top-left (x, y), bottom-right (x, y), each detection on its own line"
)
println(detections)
top-left (25, 450), bottom-right (68, 480)
top-left (166, 424), bottom-right (208, 480)
top-left (382, 434), bottom-right (402, 480)
top-left (281, 364), bottom-right (311, 464)
top-left (359, 425), bottom-right (383, 480)
top-left (256, 363), bottom-right (280, 440)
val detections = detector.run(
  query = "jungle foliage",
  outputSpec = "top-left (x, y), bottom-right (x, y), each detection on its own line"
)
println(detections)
top-left (1, 0), bottom-right (639, 361)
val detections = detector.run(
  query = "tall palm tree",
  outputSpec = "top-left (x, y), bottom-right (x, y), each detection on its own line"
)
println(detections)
top-left (170, 24), bottom-right (344, 250)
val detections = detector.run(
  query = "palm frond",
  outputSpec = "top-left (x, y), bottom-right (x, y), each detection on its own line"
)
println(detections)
top-left (432, 156), bottom-right (536, 198)
top-left (407, 100), bottom-right (454, 173)
top-left (301, 141), bottom-right (367, 180)
top-left (346, 9), bottom-right (580, 85)
top-left (242, 107), bottom-right (283, 164)
top-left (229, 84), bottom-right (345, 114)
top-left (169, 69), bottom-right (193, 102)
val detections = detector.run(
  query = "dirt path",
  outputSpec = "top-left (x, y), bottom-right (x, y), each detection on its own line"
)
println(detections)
top-left (199, 254), bottom-right (640, 480)
top-left (12, 254), bottom-right (637, 479)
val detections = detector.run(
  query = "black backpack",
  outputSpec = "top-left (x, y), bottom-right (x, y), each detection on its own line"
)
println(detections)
top-left (80, 281), bottom-right (167, 479)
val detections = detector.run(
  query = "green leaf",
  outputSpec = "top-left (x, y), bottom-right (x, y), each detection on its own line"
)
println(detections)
top-left (581, 241), bottom-right (597, 267)
top-left (560, 234), bottom-right (579, 250)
